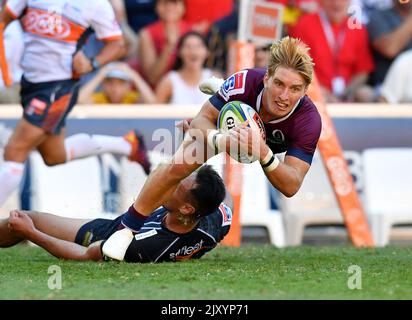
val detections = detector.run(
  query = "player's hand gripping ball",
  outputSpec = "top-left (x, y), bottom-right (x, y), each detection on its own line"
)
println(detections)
top-left (217, 101), bottom-right (266, 163)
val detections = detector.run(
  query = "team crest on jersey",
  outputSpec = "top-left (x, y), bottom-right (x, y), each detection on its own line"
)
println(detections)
top-left (219, 70), bottom-right (247, 101)
top-left (271, 130), bottom-right (285, 145)
top-left (219, 204), bottom-right (233, 227)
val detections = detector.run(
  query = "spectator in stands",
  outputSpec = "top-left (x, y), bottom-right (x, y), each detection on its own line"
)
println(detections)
top-left (297, 0), bottom-right (320, 13)
top-left (206, 0), bottom-right (239, 76)
top-left (289, 0), bottom-right (374, 102)
top-left (124, 0), bottom-right (157, 33)
top-left (350, 0), bottom-right (393, 24)
top-left (379, 49), bottom-right (412, 104)
top-left (0, 20), bottom-right (23, 104)
top-left (269, 0), bottom-right (320, 29)
top-left (78, 62), bottom-right (156, 104)
top-left (270, 0), bottom-right (320, 10)
top-left (110, 0), bottom-right (138, 59)
top-left (79, 0), bottom-right (137, 86)
top-left (183, 0), bottom-right (233, 34)
top-left (367, 0), bottom-right (412, 92)
top-left (137, 0), bottom-right (192, 87)
top-left (155, 32), bottom-right (219, 105)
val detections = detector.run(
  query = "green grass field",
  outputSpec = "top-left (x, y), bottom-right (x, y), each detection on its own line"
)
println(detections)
top-left (0, 245), bottom-right (411, 300)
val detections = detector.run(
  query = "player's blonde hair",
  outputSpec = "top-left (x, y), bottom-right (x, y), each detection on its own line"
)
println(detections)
top-left (267, 36), bottom-right (314, 86)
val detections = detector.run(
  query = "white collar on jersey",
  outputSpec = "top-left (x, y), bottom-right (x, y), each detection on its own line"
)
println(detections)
top-left (256, 88), bottom-right (303, 124)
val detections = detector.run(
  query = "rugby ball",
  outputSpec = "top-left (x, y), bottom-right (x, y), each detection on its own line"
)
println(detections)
top-left (217, 101), bottom-right (266, 163)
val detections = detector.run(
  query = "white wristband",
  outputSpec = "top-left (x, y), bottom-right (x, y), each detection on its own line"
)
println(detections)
top-left (260, 149), bottom-right (280, 173)
top-left (264, 156), bottom-right (280, 172)
top-left (260, 149), bottom-right (274, 166)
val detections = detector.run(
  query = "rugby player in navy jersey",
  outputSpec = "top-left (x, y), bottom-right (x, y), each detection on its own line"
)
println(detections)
top-left (0, 165), bottom-right (232, 263)
top-left (128, 36), bottom-right (322, 222)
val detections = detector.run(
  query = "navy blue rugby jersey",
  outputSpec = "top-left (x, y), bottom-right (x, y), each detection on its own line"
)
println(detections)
top-left (122, 203), bottom-right (232, 263)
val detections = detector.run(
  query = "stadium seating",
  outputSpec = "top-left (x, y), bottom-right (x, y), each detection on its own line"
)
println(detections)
top-left (362, 148), bottom-right (412, 246)
top-left (277, 152), bottom-right (343, 246)
top-left (29, 152), bottom-right (108, 219)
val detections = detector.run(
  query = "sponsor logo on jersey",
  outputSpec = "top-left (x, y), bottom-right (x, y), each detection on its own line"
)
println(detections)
top-left (21, 7), bottom-right (86, 43)
top-left (134, 229), bottom-right (158, 241)
top-left (170, 239), bottom-right (205, 261)
top-left (219, 70), bottom-right (248, 101)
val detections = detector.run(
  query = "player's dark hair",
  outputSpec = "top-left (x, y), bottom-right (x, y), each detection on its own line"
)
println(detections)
top-left (190, 165), bottom-right (226, 218)
top-left (173, 31), bottom-right (208, 71)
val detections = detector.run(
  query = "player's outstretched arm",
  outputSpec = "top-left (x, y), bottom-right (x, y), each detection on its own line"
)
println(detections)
top-left (8, 211), bottom-right (103, 261)
top-left (133, 100), bottom-right (220, 215)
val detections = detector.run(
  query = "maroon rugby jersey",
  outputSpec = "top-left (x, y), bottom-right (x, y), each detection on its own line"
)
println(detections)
top-left (209, 68), bottom-right (322, 164)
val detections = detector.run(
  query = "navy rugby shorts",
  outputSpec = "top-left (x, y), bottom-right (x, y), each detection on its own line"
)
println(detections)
top-left (20, 76), bottom-right (80, 134)
top-left (75, 216), bottom-right (123, 247)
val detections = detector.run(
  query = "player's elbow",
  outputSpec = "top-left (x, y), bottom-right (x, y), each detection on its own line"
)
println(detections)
top-left (84, 243), bottom-right (103, 261)
top-left (42, 155), bottom-right (65, 166)
top-left (281, 188), bottom-right (297, 198)
top-left (86, 253), bottom-right (102, 262)
top-left (280, 182), bottom-right (301, 198)
top-left (117, 39), bottom-right (127, 59)
top-left (116, 38), bottom-right (127, 60)
top-left (108, 38), bottom-right (127, 60)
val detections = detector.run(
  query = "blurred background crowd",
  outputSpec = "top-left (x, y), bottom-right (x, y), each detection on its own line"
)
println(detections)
top-left (2, 0), bottom-right (412, 106)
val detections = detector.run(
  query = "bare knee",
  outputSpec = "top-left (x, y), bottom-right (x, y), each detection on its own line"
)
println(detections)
top-left (4, 142), bottom-right (31, 162)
